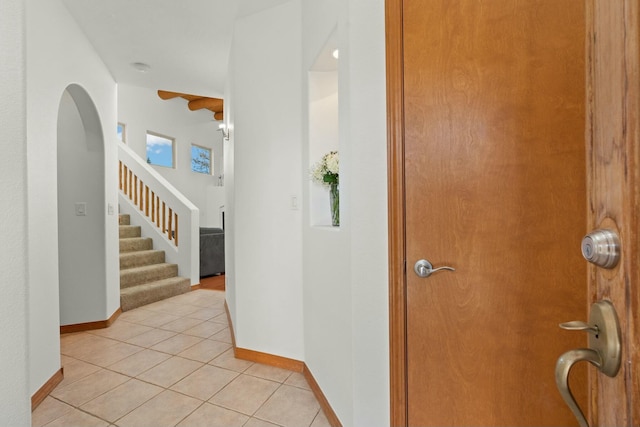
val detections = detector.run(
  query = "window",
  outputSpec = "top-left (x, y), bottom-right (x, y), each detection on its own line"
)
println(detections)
top-left (146, 132), bottom-right (175, 168)
top-left (191, 144), bottom-right (212, 175)
top-left (117, 123), bottom-right (126, 142)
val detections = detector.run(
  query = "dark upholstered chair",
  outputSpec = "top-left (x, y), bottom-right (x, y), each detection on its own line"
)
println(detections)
top-left (199, 227), bottom-right (225, 277)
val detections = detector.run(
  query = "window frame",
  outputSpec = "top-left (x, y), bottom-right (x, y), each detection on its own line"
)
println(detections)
top-left (190, 143), bottom-right (213, 175)
top-left (117, 122), bottom-right (126, 143)
top-left (146, 131), bottom-right (176, 169)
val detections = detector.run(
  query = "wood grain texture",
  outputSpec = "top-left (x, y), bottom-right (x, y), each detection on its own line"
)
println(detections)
top-left (157, 90), bottom-right (224, 120)
top-left (199, 274), bottom-right (226, 291)
top-left (234, 347), bottom-right (304, 373)
top-left (586, 0), bottom-right (640, 424)
top-left (59, 308), bottom-right (122, 334)
top-left (385, 0), bottom-right (407, 425)
top-left (31, 368), bottom-right (63, 411)
top-left (402, 1), bottom-right (586, 424)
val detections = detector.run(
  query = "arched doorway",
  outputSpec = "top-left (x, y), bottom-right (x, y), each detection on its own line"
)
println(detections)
top-left (57, 84), bottom-right (107, 325)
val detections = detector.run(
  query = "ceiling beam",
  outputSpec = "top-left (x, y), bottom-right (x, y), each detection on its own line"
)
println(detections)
top-left (188, 97), bottom-right (224, 112)
top-left (158, 89), bottom-right (224, 121)
top-left (157, 90), bottom-right (186, 100)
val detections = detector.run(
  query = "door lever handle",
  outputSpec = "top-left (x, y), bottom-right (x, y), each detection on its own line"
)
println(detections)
top-left (559, 321), bottom-right (598, 334)
top-left (414, 259), bottom-right (455, 278)
top-left (555, 301), bottom-right (621, 427)
top-left (555, 349), bottom-right (601, 427)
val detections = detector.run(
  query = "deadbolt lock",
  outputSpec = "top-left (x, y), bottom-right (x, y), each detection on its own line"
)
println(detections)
top-left (581, 229), bottom-right (620, 269)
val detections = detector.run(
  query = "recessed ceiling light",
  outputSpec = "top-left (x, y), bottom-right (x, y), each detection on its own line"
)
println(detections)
top-left (332, 49), bottom-right (339, 59)
top-left (131, 62), bottom-right (151, 73)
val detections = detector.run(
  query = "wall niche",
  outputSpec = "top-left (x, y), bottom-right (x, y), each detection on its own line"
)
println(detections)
top-left (308, 30), bottom-right (339, 227)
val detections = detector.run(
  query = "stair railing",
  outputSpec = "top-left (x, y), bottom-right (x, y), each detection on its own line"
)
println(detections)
top-left (118, 142), bottom-right (199, 285)
top-left (119, 161), bottom-right (179, 246)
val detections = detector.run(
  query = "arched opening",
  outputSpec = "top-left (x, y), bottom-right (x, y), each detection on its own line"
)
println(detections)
top-left (57, 84), bottom-right (107, 325)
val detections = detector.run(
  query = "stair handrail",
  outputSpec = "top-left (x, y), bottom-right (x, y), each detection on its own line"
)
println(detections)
top-left (118, 142), bottom-right (199, 285)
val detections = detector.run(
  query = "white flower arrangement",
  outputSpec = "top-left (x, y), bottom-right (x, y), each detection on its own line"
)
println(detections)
top-left (310, 151), bottom-right (339, 186)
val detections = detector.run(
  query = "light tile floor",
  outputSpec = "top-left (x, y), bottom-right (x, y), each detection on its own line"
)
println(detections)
top-left (33, 290), bottom-right (330, 427)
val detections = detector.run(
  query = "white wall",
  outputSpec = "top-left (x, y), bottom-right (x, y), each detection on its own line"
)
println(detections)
top-left (301, 1), bottom-right (354, 423)
top-left (0, 0), bottom-right (31, 424)
top-left (118, 84), bottom-right (225, 228)
top-left (345, 1), bottom-right (389, 424)
top-left (225, 0), bottom-right (388, 425)
top-left (227, 0), bottom-right (389, 425)
top-left (57, 88), bottom-right (107, 325)
top-left (26, 0), bottom-right (119, 398)
top-left (223, 54), bottom-right (237, 327)
top-left (303, 3), bottom-right (390, 423)
top-left (227, 0), bottom-right (305, 359)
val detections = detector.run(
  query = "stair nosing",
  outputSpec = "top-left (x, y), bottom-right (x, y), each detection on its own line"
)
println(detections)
top-left (119, 250), bottom-right (166, 270)
top-left (120, 263), bottom-right (178, 276)
top-left (120, 276), bottom-right (190, 292)
top-left (119, 263), bottom-right (179, 288)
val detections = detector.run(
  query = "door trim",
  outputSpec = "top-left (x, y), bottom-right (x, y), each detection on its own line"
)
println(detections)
top-left (385, 0), bottom-right (407, 425)
top-left (585, 0), bottom-right (640, 424)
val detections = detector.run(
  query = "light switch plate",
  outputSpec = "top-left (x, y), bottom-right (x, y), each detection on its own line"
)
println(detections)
top-left (75, 202), bottom-right (87, 216)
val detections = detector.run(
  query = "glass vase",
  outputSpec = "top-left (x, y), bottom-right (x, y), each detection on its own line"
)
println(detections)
top-left (329, 182), bottom-right (340, 226)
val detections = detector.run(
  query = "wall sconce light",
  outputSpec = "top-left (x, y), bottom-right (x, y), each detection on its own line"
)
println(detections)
top-left (218, 123), bottom-right (230, 141)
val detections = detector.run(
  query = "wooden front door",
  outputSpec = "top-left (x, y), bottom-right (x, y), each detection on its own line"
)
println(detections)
top-left (387, 0), bottom-right (639, 425)
top-left (389, 0), bottom-right (586, 425)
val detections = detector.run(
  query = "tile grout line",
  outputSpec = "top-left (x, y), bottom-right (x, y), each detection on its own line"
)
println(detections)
top-left (46, 290), bottom-right (324, 427)
top-left (247, 379), bottom-right (321, 427)
top-left (39, 394), bottom-right (114, 427)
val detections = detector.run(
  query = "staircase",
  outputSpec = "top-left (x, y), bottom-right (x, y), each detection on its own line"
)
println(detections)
top-left (119, 214), bottom-right (191, 311)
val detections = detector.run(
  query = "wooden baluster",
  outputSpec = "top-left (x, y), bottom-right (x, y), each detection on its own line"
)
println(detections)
top-left (126, 167), bottom-right (131, 199)
top-left (133, 176), bottom-right (138, 204)
top-left (145, 186), bottom-right (150, 218)
top-left (174, 213), bottom-right (179, 246)
top-left (139, 181), bottom-right (144, 211)
top-left (129, 170), bottom-right (133, 199)
top-left (118, 164), bottom-right (181, 247)
top-left (162, 201), bottom-right (166, 233)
